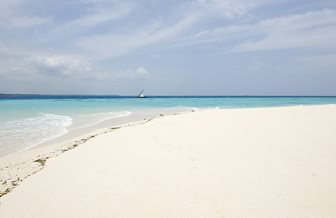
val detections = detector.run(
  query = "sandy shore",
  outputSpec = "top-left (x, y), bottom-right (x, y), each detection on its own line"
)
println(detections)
top-left (1, 105), bottom-right (336, 217)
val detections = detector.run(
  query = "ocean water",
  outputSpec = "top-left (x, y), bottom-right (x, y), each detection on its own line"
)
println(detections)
top-left (1, 95), bottom-right (336, 156)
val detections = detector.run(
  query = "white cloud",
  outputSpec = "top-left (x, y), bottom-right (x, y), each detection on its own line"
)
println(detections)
top-left (53, 2), bottom-right (132, 33)
top-left (78, 14), bottom-right (200, 58)
top-left (135, 67), bottom-right (150, 76)
top-left (195, 0), bottom-right (256, 19)
top-left (112, 66), bottom-right (151, 80)
top-left (78, 0), bottom-right (285, 57)
top-left (25, 55), bottom-right (92, 76)
top-left (234, 9), bottom-right (336, 51)
top-left (174, 9), bottom-right (336, 53)
top-left (76, 0), bottom-right (274, 59)
top-left (1, 0), bottom-right (336, 95)
top-left (0, 1), bottom-right (50, 29)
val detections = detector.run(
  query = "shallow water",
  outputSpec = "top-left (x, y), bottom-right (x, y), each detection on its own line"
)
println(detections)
top-left (1, 95), bottom-right (336, 156)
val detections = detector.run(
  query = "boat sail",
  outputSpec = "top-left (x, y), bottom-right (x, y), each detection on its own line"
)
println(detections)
top-left (137, 90), bottom-right (145, 98)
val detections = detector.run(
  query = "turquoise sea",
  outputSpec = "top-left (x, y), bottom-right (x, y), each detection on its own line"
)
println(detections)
top-left (1, 95), bottom-right (336, 156)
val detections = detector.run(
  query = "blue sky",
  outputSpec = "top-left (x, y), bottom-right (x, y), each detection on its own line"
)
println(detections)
top-left (0, 0), bottom-right (336, 95)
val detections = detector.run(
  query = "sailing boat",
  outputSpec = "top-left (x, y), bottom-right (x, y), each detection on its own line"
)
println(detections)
top-left (137, 90), bottom-right (145, 98)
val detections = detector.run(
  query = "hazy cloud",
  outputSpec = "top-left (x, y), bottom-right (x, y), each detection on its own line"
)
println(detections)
top-left (113, 67), bottom-right (151, 80)
top-left (174, 9), bottom-right (336, 53)
top-left (24, 55), bottom-right (92, 76)
top-left (77, 14), bottom-right (200, 58)
top-left (53, 2), bottom-right (132, 34)
top-left (10, 16), bottom-right (51, 28)
top-left (234, 9), bottom-right (336, 52)
top-left (135, 67), bottom-right (150, 76)
top-left (0, 0), bottom-right (336, 95)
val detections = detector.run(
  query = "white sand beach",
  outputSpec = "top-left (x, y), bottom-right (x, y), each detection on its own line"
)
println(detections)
top-left (1, 105), bottom-right (336, 217)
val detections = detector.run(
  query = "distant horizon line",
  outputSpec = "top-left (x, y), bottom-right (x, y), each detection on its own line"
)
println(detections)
top-left (1, 93), bottom-right (336, 98)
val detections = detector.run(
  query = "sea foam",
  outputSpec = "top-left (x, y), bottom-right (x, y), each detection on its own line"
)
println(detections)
top-left (69, 110), bottom-right (132, 130)
top-left (0, 110), bottom-right (133, 157)
top-left (0, 113), bottom-right (72, 156)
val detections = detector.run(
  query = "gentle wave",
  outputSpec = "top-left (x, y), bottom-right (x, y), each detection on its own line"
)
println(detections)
top-left (68, 110), bottom-right (132, 130)
top-left (0, 110), bottom-right (132, 157)
top-left (0, 113), bottom-right (72, 156)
